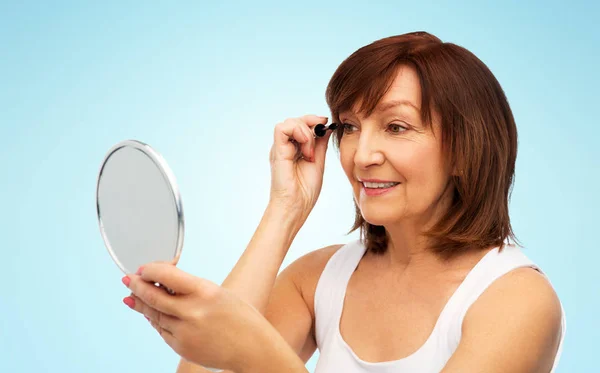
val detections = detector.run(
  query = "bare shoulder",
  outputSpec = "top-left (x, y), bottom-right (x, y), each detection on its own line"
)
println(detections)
top-left (466, 267), bottom-right (563, 326)
top-left (285, 244), bottom-right (345, 318)
top-left (446, 267), bottom-right (563, 372)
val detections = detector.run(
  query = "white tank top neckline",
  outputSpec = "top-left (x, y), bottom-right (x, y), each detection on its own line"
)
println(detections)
top-left (313, 239), bottom-right (566, 373)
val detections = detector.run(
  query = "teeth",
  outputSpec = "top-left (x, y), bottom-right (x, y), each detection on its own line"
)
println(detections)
top-left (363, 181), bottom-right (399, 189)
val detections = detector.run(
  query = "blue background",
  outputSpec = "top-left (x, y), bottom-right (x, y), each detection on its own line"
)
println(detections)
top-left (1, 1), bottom-right (597, 371)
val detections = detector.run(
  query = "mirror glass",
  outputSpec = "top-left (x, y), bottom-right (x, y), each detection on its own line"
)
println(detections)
top-left (96, 140), bottom-right (184, 275)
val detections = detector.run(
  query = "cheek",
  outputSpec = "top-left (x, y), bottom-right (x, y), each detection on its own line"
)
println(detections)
top-left (339, 140), bottom-right (356, 181)
top-left (385, 144), bottom-right (448, 211)
top-left (390, 140), bottom-right (443, 180)
top-left (385, 145), bottom-right (420, 182)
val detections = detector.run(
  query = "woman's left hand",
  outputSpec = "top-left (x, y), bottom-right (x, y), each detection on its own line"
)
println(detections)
top-left (121, 263), bottom-right (275, 372)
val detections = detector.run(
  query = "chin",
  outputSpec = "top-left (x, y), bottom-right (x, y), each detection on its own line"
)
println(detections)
top-left (358, 202), bottom-right (403, 226)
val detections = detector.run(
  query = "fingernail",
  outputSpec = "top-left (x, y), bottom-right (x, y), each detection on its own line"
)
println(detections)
top-left (136, 266), bottom-right (144, 275)
top-left (145, 316), bottom-right (150, 321)
top-left (122, 276), bottom-right (131, 287)
top-left (123, 297), bottom-right (135, 309)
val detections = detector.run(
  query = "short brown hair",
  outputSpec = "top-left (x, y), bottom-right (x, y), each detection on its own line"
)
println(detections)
top-left (325, 31), bottom-right (519, 259)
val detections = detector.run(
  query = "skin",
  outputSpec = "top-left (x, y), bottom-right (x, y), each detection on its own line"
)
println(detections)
top-left (122, 66), bottom-right (563, 372)
top-left (122, 264), bottom-right (308, 373)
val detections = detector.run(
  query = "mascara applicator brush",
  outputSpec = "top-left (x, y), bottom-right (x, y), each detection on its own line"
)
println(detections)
top-left (313, 122), bottom-right (339, 138)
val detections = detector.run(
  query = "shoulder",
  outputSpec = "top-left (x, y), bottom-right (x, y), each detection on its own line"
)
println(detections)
top-left (447, 267), bottom-right (563, 372)
top-left (465, 267), bottom-right (563, 330)
top-left (285, 243), bottom-right (346, 318)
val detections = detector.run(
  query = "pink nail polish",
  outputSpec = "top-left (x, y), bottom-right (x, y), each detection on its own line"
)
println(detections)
top-left (122, 276), bottom-right (131, 287)
top-left (136, 266), bottom-right (144, 275)
top-left (123, 297), bottom-right (135, 308)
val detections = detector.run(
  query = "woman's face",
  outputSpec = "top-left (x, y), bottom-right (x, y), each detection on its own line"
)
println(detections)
top-left (339, 65), bottom-right (453, 228)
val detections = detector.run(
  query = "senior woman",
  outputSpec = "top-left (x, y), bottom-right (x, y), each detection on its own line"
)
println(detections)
top-left (121, 32), bottom-right (565, 373)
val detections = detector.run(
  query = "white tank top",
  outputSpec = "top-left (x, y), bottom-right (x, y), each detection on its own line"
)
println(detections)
top-left (313, 240), bottom-right (566, 373)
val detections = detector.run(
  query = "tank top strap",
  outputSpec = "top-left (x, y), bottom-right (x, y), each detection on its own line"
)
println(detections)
top-left (314, 240), bottom-right (367, 349)
top-left (439, 244), bottom-right (566, 372)
top-left (437, 244), bottom-right (541, 347)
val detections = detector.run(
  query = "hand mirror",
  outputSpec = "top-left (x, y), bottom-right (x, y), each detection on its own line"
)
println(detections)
top-left (96, 139), bottom-right (222, 372)
top-left (96, 140), bottom-right (184, 282)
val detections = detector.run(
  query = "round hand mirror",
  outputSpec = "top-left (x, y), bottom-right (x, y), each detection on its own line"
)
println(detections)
top-left (96, 139), bottom-right (222, 372)
top-left (96, 140), bottom-right (184, 278)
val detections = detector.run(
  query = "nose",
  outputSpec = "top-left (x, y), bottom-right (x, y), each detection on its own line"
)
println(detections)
top-left (353, 131), bottom-right (385, 169)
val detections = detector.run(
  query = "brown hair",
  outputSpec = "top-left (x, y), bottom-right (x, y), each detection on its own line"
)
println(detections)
top-left (325, 31), bottom-right (519, 259)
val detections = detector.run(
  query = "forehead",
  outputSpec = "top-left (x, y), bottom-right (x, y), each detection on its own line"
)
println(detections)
top-left (343, 65), bottom-right (423, 117)
top-left (384, 65), bottom-right (422, 107)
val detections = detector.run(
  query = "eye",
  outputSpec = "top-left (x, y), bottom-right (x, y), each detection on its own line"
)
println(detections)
top-left (388, 123), bottom-right (408, 133)
top-left (342, 122), bottom-right (358, 134)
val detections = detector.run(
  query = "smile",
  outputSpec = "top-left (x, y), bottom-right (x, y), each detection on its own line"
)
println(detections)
top-left (360, 182), bottom-right (401, 196)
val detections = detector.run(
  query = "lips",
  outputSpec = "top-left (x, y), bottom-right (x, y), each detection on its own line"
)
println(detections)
top-left (360, 181), bottom-right (401, 197)
top-left (362, 181), bottom-right (400, 189)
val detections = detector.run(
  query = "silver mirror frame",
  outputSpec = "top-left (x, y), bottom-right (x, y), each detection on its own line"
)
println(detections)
top-left (96, 139), bottom-right (185, 274)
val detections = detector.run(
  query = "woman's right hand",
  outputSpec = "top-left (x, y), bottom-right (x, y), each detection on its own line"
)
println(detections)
top-left (268, 114), bottom-right (333, 222)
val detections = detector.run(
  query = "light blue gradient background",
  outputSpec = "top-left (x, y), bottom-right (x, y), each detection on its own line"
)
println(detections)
top-left (1, 1), bottom-right (597, 372)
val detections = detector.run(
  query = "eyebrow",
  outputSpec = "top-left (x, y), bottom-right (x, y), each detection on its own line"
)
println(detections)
top-left (339, 99), bottom-right (421, 119)
top-left (376, 99), bottom-right (420, 113)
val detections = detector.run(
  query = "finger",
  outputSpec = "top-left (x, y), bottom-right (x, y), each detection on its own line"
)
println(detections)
top-left (138, 262), bottom-right (199, 295)
top-left (125, 293), bottom-right (180, 334)
top-left (146, 317), bottom-right (182, 358)
top-left (274, 119), bottom-right (311, 160)
top-left (299, 114), bottom-right (329, 128)
top-left (123, 294), bottom-right (160, 329)
top-left (300, 115), bottom-right (328, 162)
top-left (275, 116), bottom-right (326, 161)
top-left (150, 318), bottom-right (178, 347)
top-left (290, 119), bottom-right (315, 161)
top-left (149, 319), bottom-right (163, 333)
top-left (125, 274), bottom-right (181, 317)
top-left (125, 294), bottom-right (181, 352)
top-left (313, 126), bottom-right (333, 166)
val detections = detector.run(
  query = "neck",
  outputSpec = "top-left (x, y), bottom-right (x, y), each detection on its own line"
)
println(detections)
top-left (378, 180), bottom-right (455, 272)
top-left (382, 223), bottom-right (442, 271)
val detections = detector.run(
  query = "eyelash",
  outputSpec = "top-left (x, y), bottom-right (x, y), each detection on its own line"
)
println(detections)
top-left (341, 122), bottom-right (408, 134)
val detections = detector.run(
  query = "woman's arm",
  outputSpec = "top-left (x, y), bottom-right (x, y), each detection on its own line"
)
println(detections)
top-left (441, 268), bottom-right (563, 373)
top-left (221, 204), bottom-right (305, 313)
top-left (176, 204), bottom-right (304, 373)
top-left (238, 316), bottom-right (311, 373)
top-left (177, 114), bottom-right (334, 372)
